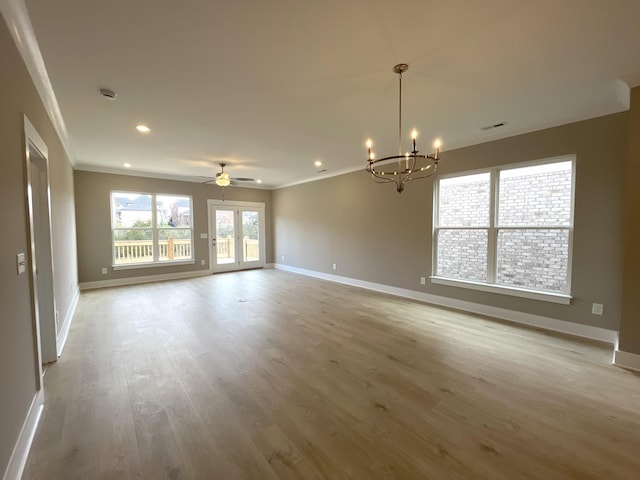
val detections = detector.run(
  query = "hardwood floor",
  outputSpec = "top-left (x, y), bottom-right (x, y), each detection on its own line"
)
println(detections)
top-left (23, 269), bottom-right (640, 479)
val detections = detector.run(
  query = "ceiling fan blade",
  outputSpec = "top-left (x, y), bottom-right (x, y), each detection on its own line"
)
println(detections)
top-left (232, 177), bottom-right (255, 182)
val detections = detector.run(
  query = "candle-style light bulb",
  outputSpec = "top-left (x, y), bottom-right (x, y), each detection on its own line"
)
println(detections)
top-left (434, 139), bottom-right (442, 160)
top-left (366, 139), bottom-right (373, 161)
top-left (411, 129), bottom-right (418, 152)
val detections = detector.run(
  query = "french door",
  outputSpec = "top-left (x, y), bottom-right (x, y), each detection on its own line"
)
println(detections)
top-left (208, 200), bottom-right (265, 272)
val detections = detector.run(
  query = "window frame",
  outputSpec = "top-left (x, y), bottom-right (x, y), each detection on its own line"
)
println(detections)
top-left (110, 190), bottom-right (195, 269)
top-left (431, 155), bottom-right (575, 305)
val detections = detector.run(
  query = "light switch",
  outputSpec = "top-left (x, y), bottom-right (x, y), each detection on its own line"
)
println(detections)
top-left (17, 253), bottom-right (26, 274)
top-left (200, 233), bottom-right (208, 239)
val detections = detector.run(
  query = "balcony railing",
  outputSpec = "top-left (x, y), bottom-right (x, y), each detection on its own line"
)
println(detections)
top-left (114, 237), bottom-right (260, 265)
top-left (217, 236), bottom-right (260, 263)
top-left (114, 238), bottom-right (192, 264)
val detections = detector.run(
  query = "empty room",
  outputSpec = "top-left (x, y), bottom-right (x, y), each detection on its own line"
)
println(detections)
top-left (1, 1), bottom-right (640, 479)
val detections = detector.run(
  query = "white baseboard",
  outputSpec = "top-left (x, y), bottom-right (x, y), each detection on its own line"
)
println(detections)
top-left (613, 350), bottom-right (640, 372)
top-left (275, 264), bottom-right (617, 345)
top-left (2, 389), bottom-right (44, 480)
top-left (56, 286), bottom-right (79, 356)
top-left (79, 269), bottom-right (210, 290)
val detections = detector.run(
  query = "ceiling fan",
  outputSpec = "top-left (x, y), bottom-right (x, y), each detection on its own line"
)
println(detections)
top-left (203, 163), bottom-right (255, 187)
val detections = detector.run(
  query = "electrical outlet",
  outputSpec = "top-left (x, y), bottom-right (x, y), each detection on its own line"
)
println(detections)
top-left (16, 253), bottom-right (26, 275)
top-left (200, 259), bottom-right (206, 266)
top-left (420, 277), bottom-right (426, 285)
top-left (101, 267), bottom-right (108, 275)
top-left (592, 303), bottom-right (604, 315)
top-left (281, 255), bottom-right (285, 261)
top-left (332, 263), bottom-right (337, 270)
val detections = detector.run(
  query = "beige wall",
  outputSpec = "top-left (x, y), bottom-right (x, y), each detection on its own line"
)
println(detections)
top-left (619, 87), bottom-right (640, 354)
top-left (74, 171), bottom-right (274, 283)
top-left (0, 15), bottom-right (78, 476)
top-left (273, 113), bottom-right (627, 331)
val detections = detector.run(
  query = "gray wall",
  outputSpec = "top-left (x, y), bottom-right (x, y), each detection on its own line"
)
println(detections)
top-left (74, 171), bottom-right (274, 284)
top-left (273, 113), bottom-right (627, 331)
top-left (0, 15), bottom-right (78, 476)
top-left (619, 87), bottom-right (640, 354)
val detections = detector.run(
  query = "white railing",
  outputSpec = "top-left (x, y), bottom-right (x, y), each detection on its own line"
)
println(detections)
top-left (114, 237), bottom-right (259, 264)
top-left (217, 236), bottom-right (259, 262)
top-left (244, 237), bottom-right (259, 261)
top-left (114, 238), bottom-right (192, 264)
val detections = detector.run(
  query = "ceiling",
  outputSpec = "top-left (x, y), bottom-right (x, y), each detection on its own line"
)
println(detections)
top-left (15, 0), bottom-right (640, 188)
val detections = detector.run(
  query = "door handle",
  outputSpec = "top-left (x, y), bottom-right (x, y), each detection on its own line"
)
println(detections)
top-left (212, 238), bottom-right (216, 246)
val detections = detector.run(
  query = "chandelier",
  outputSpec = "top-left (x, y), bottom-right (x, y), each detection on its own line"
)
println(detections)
top-left (365, 64), bottom-right (441, 193)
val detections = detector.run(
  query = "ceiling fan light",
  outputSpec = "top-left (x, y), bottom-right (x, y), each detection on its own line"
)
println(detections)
top-left (216, 173), bottom-right (231, 187)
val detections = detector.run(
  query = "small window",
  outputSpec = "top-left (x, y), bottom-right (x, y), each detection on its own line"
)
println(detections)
top-left (111, 192), bottom-right (193, 266)
top-left (433, 157), bottom-right (575, 299)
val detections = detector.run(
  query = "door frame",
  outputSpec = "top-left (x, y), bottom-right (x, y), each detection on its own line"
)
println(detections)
top-left (207, 200), bottom-right (266, 273)
top-left (24, 115), bottom-right (58, 388)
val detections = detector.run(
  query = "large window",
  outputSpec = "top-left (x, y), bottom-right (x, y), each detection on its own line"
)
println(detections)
top-left (433, 157), bottom-right (574, 302)
top-left (111, 192), bottom-right (193, 266)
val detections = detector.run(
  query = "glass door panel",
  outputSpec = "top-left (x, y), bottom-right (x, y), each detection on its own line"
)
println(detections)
top-left (215, 209), bottom-right (235, 266)
top-left (241, 210), bottom-right (260, 263)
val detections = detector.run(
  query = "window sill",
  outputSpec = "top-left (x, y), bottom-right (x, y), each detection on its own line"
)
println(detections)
top-left (429, 276), bottom-right (572, 305)
top-left (113, 259), bottom-right (195, 271)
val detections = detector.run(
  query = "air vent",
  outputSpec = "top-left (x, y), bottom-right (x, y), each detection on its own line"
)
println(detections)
top-left (481, 122), bottom-right (505, 131)
top-left (99, 88), bottom-right (117, 100)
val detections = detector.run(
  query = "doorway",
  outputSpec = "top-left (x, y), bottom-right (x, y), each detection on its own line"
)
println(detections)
top-left (208, 200), bottom-right (265, 273)
top-left (24, 116), bottom-right (58, 386)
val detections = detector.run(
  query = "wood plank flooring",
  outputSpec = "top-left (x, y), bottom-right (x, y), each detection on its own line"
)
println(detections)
top-left (23, 269), bottom-right (640, 479)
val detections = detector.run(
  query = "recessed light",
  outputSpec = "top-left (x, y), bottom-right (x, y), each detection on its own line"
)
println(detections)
top-left (123, 163), bottom-right (132, 168)
top-left (136, 124), bottom-right (151, 133)
top-left (256, 179), bottom-right (262, 184)
top-left (314, 160), bottom-right (322, 167)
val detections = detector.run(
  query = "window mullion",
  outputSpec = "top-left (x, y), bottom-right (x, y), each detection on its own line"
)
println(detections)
top-left (487, 168), bottom-right (497, 283)
top-left (152, 195), bottom-right (159, 262)
top-left (432, 179), bottom-right (439, 277)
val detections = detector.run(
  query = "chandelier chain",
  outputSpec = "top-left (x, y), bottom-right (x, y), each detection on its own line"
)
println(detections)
top-left (398, 70), bottom-right (403, 157)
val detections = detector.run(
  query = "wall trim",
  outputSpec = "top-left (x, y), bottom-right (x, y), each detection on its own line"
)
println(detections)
top-left (79, 269), bottom-right (210, 290)
top-left (275, 264), bottom-right (617, 345)
top-left (56, 286), bottom-right (79, 356)
top-left (613, 350), bottom-right (640, 372)
top-left (2, 389), bottom-right (44, 480)
top-left (0, 0), bottom-right (75, 165)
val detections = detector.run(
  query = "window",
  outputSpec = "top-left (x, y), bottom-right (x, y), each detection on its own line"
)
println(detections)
top-left (433, 157), bottom-right (574, 302)
top-left (111, 192), bottom-right (193, 266)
